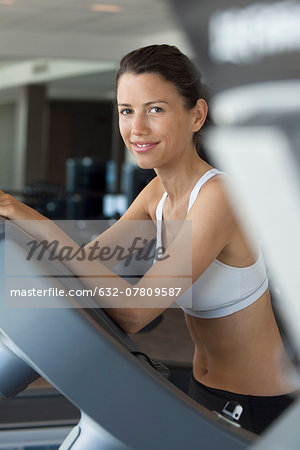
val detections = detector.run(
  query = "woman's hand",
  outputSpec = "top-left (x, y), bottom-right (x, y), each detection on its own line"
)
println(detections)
top-left (0, 189), bottom-right (47, 221)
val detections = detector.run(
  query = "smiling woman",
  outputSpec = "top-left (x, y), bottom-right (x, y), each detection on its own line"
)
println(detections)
top-left (0, 44), bottom-right (298, 435)
top-left (117, 71), bottom-right (207, 171)
top-left (116, 44), bottom-right (210, 160)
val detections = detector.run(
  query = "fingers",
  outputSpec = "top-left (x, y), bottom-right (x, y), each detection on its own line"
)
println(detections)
top-left (0, 191), bottom-right (17, 219)
top-left (0, 203), bottom-right (14, 219)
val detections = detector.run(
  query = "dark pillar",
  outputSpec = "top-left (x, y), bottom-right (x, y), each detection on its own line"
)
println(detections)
top-left (24, 84), bottom-right (48, 185)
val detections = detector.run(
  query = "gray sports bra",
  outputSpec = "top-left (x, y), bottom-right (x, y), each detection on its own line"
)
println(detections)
top-left (155, 169), bottom-right (268, 318)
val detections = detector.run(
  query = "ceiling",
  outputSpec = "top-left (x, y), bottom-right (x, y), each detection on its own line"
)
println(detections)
top-left (0, 0), bottom-right (176, 38)
top-left (0, 0), bottom-right (194, 102)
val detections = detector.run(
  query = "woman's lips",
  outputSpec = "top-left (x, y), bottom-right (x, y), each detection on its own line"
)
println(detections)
top-left (131, 142), bottom-right (159, 153)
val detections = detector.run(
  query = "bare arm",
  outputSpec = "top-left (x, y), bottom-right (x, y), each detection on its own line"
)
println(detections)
top-left (0, 179), bottom-right (156, 268)
top-left (81, 178), bottom-right (157, 268)
top-left (0, 177), bottom-right (234, 333)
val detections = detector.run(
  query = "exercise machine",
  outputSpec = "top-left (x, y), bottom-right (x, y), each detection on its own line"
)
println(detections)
top-left (0, 217), bottom-right (254, 448)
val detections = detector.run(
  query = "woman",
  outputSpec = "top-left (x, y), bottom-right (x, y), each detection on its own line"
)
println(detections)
top-left (0, 44), bottom-right (298, 434)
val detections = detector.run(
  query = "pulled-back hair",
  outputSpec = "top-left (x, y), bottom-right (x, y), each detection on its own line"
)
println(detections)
top-left (116, 44), bottom-right (211, 156)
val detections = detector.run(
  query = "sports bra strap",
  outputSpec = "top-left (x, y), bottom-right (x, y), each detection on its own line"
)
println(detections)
top-left (156, 192), bottom-right (168, 221)
top-left (156, 169), bottom-right (224, 221)
top-left (187, 168), bottom-right (223, 214)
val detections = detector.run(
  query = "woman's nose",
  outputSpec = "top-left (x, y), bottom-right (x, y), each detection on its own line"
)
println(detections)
top-left (132, 113), bottom-right (150, 135)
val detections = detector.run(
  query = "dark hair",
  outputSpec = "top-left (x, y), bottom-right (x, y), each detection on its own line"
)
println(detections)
top-left (116, 44), bottom-right (211, 157)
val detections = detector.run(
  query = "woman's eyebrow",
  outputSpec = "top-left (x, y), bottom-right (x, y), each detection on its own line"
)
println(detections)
top-left (144, 100), bottom-right (168, 106)
top-left (118, 100), bottom-right (168, 107)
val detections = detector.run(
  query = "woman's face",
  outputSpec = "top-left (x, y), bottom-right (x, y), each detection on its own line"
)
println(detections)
top-left (117, 72), bottom-right (204, 170)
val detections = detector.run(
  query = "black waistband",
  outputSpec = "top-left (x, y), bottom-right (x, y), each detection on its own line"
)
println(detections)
top-left (191, 374), bottom-right (297, 406)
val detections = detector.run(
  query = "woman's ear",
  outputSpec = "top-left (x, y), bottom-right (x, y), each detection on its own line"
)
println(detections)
top-left (192, 99), bottom-right (208, 133)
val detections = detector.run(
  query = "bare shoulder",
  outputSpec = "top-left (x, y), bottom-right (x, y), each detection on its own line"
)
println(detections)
top-left (121, 175), bottom-right (165, 221)
top-left (143, 176), bottom-right (165, 221)
top-left (191, 173), bottom-right (233, 217)
top-left (187, 173), bottom-right (236, 251)
top-left (189, 174), bottom-right (258, 266)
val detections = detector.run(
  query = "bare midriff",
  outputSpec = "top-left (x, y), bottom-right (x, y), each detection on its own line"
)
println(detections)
top-left (185, 290), bottom-right (298, 396)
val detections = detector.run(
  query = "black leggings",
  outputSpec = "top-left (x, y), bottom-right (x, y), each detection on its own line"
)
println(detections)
top-left (188, 374), bottom-right (296, 434)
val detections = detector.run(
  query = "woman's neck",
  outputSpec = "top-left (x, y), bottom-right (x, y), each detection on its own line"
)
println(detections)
top-left (155, 152), bottom-right (211, 204)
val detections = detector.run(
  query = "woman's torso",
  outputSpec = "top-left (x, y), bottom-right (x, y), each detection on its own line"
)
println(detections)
top-left (147, 167), bottom-right (297, 396)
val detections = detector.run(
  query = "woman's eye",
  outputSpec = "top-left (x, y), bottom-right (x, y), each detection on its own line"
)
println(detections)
top-left (150, 106), bottom-right (162, 113)
top-left (120, 109), bottom-right (131, 115)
